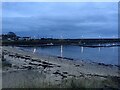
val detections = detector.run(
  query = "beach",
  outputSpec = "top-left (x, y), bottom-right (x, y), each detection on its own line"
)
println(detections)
top-left (1, 46), bottom-right (120, 88)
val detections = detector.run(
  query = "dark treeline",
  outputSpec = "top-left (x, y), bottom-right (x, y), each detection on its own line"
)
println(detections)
top-left (1, 32), bottom-right (120, 46)
top-left (2, 38), bottom-right (120, 46)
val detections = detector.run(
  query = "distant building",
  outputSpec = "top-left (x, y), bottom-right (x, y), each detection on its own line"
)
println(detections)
top-left (1, 32), bottom-right (19, 41)
top-left (7, 32), bottom-right (16, 37)
top-left (1, 32), bottom-right (32, 41)
top-left (18, 37), bottom-right (31, 41)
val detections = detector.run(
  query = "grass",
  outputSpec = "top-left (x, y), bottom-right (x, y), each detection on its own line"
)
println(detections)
top-left (59, 77), bottom-right (117, 89)
top-left (44, 76), bottom-right (119, 89)
top-left (3, 74), bottom-right (119, 89)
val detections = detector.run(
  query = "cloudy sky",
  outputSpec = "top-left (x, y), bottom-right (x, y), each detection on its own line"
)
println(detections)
top-left (2, 2), bottom-right (118, 38)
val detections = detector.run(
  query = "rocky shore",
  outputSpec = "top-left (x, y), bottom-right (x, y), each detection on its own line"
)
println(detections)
top-left (1, 46), bottom-right (120, 88)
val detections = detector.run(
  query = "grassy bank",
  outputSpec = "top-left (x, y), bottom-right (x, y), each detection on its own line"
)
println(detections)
top-left (2, 70), bottom-right (120, 89)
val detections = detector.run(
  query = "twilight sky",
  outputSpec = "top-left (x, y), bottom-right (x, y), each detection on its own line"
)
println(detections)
top-left (2, 2), bottom-right (118, 38)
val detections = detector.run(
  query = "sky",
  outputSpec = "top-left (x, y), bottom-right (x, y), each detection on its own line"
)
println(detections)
top-left (2, 2), bottom-right (118, 38)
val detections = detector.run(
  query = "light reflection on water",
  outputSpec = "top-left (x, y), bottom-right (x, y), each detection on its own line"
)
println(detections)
top-left (24, 45), bottom-right (118, 65)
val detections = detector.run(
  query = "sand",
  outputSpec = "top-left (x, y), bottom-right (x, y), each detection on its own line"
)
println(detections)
top-left (1, 46), bottom-right (120, 88)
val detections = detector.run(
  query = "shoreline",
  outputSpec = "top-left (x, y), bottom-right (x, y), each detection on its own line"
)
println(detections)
top-left (1, 46), bottom-right (120, 88)
top-left (19, 45), bottom-right (119, 66)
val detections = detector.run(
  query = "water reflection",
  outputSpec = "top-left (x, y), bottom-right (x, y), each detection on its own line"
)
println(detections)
top-left (33, 48), bottom-right (36, 54)
top-left (81, 46), bottom-right (84, 53)
top-left (61, 45), bottom-right (63, 57)
top-left (98, 47), bottom-right (101, 52)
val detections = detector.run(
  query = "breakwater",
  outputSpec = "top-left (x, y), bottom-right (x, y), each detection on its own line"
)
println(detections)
top-left (2, 38), bottom-right (120, 46)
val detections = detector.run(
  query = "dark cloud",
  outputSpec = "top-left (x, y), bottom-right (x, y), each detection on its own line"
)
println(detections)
top-left (2, 2), bottom-right (118, 38)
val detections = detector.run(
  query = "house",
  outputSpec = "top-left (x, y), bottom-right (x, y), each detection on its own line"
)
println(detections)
top-left (18, 37), bottom-right (31, 41)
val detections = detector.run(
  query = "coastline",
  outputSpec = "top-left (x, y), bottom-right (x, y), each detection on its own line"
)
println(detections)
top-left (1, 46), bottom-right (120, 88)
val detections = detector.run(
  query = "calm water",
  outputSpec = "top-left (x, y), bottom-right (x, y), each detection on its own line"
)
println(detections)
top-left (23, 45), bottom-right (118, 65)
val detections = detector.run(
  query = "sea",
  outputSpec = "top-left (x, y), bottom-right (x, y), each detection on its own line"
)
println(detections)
top-left (22, 45), bottom-right (119, 65)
